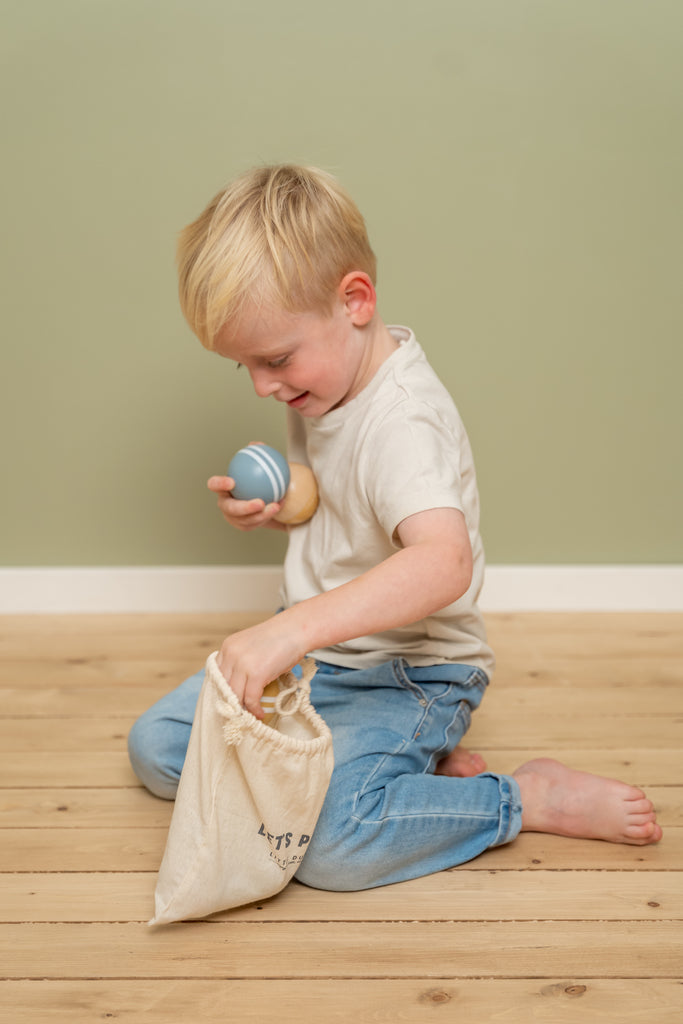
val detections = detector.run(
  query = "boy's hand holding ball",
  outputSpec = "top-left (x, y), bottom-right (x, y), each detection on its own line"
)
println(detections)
top-left (208, 443), bottom-right (318, 530)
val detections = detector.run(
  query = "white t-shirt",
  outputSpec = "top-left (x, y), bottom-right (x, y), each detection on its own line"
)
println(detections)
top-left (281, 326), bottom-right (494, 676)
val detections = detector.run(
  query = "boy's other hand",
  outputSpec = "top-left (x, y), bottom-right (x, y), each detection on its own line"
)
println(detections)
top-left (207, 476), bottom-right (286, 531)
top-left (216, 615), bottom-right (304, 720)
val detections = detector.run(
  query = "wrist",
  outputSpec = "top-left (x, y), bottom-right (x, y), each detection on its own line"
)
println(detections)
top-left (277, 601), bottom-right (325, 659)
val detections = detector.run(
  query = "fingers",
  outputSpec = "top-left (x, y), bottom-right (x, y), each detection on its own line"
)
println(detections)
top-left (224, 498), bottom-right (282, 531)
top-left (216, 651), bottom-right (265, 721)
top-left (207, 474), bottom-right (235, 493)
top-left (243, 685), bottom-right (265, 720)
top-left (207, 476), bottom-right (282, 531)
top-left (215, 617), bottom-right (303, 723)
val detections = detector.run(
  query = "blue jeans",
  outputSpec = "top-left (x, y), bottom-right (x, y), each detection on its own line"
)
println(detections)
top-left (128, 658), bottom-right (522, 891)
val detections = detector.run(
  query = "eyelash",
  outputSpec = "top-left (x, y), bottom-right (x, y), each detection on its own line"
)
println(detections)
top-left (235, 357), bottom-right (289, 371)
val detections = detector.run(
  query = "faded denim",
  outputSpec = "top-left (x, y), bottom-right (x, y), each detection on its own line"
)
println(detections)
top-left (128, 657), bottom-right (522, 891)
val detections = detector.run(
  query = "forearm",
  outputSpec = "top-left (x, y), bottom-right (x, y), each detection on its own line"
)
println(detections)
top-left (216, 507), bottom-right (472, 716)
top-left (280, 538), bottom-right (472, 655)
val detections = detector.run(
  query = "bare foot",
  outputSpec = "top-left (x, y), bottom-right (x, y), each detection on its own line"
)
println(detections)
top-left (435, 747), bottom-right (487, 778)
top-left (513, 758), bottom-right (663, 846)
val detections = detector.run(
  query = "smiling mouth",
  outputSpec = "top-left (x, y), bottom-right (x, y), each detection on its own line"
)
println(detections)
top-left (286, 391), bottom-right (310, 408)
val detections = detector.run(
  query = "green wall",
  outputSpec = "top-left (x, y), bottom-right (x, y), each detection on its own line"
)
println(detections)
top-left (2, 0), bottom-right (681, 567)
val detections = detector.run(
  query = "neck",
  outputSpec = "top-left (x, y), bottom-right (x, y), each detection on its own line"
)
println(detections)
top-left (353, 315), bottom-right (398, 393)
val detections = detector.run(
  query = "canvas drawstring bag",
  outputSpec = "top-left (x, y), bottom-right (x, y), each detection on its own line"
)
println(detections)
top-left (149, 652), bottom-right (334, 926)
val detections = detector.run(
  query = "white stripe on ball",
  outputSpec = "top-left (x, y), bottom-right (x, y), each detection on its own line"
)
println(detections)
top-left (242, 446), bottom-right (288, 502)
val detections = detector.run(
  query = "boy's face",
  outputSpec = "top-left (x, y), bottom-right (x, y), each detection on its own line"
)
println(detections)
top-left (213, 298), bottom-right (375, 418)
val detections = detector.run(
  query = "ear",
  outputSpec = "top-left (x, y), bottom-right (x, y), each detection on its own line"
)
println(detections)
top-left (337, 271), bottom-right (376, 326)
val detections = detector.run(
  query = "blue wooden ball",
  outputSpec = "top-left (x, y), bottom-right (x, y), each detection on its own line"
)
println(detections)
top-left (227, 444), bottom-right (291, 504)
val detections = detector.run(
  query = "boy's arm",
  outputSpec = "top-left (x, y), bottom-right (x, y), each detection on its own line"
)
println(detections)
top-left (216, 506), bottom-right (473, 718)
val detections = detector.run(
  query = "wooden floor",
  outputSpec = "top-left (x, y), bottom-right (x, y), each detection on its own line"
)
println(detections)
top-left (1, 612), bottom-right (681, 1023)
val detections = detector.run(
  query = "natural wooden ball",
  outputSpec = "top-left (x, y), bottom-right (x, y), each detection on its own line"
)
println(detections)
top-left (274, 463), bottom-right (319, 525)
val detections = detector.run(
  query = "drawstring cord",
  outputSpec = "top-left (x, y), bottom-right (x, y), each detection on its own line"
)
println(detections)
top-left (215, 656), bottom-right (318, 745)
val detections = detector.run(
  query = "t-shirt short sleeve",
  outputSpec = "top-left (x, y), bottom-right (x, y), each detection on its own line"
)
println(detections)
top-left (361, 403), bottom-right (466, 544)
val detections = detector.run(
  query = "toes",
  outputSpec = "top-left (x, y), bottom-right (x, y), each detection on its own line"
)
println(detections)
top-left (623, 821), bottom-right (662, 844)
top-left (455, 758), bottom-right (483, 778)
top-left (625, 821), bottom-right (653, 840)
top-left (628, 811), bottom-right (657, 828)
top-left (627, 796), bottom-right (654, 815)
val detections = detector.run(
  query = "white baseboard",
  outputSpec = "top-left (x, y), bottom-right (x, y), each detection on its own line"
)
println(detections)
top-left (480, 565), bottom-right (683, 612)
top-left (0, 566), bottom-right (283, 614)
top-left (1, 565), bottom-right (681, 614)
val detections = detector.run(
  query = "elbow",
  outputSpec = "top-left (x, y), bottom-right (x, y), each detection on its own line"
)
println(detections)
top-left (429, 543), bottom-right (473, 611)
top-left (450, 544), bottom-right (473, 604)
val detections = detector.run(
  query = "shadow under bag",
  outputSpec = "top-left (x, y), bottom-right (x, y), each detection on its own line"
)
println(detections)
top-left (149, 653), bottom-right (334, 926)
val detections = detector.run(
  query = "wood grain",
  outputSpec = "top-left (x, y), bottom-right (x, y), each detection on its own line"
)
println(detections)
top-left (2, 979), bottom-right (682, 1024)
top-left (1, 612), bottom-right (681, 1023)
top-left (1, 870), bottom-right (680, 923)
top-left (3, 921), bottom-right (681, 979)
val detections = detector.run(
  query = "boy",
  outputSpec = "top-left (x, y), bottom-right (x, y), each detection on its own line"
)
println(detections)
top-left (128, 165), bottom-right (661, 891)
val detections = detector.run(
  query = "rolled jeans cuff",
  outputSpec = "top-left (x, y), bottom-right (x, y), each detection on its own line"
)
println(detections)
top-left (487, 772), bottom-right (524, 847)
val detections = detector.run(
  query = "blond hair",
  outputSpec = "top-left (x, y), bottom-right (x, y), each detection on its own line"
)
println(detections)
top-left (177, 164), bottom-right (377, 349)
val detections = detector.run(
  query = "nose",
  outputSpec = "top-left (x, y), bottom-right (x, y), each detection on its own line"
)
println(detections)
top-left (249, 368), bottom-right (280, 399)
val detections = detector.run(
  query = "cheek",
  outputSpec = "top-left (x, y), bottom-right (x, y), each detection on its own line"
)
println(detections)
top-left (316, 369), bottom-right (340, 397)
top-left (297, 361), bottom-right (330, 393)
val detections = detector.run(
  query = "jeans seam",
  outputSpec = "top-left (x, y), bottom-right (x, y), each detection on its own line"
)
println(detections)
top-left (393, 659), bottom-right (489, 701)
top-left (391, 658), bottom-right (426, 701)
top-left (424, 699), bottom-right (472, 774)
top-left (350, 808), bottom-right (502, 826)
top-left (349, 733), bottom-right (417, 816)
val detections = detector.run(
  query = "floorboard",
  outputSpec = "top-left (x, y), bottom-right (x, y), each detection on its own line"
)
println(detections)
top-left (2, 979), bottom-right (682, 1024)
top-left (1, 612), bottom-right (681, 1022)
top-left (1, 870), bottom-right (680, 923)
